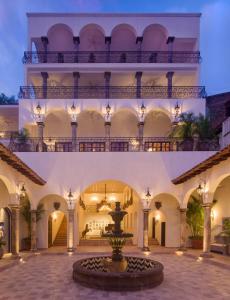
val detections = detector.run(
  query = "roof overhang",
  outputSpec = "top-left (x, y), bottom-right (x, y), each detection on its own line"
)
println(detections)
top-left (172, 145), bottom-right (230, 185)
top-left (0, 143), bottom-right (46, 186)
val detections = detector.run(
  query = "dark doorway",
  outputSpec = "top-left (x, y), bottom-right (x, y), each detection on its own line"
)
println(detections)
top-left (161, 222), bottom-right (166, 246)
top-left (48, 215), bottom-right (52, 247)
top-left (152, 217), bottom-right (156, 239)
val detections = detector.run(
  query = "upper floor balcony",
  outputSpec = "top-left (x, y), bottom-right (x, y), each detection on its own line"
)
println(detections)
top-left (23, 50), bottom-right (201, 64)
top-left (19, 85), bottom-right (206, 100)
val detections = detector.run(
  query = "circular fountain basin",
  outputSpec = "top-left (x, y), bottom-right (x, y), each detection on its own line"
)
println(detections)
top-left (73, 256), bottom-right (164, 291)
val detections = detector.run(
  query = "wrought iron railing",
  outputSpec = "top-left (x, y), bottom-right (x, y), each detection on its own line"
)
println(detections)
top-left (5, 136), bottom-right (219, 152)
top-left (23, 51), bottom-right (201, 64)
top-left (19, 86), bottom-right (206, 99)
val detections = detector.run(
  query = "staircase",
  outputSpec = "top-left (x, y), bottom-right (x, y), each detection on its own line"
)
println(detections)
top-left (53, 216), bottom-right (67, 246)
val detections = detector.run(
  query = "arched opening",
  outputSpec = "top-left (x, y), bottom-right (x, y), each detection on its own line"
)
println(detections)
top-left (0, 179), bottom-right (11, 255)
top-left (37, 194), bottom-right (68, 249)
top-left (77, 110), bottom-right (105, 137)
top-left (44, 110), bottom-right (72, 151)
top-left (142, 24), bottom-right (168, 51)
top-left (47, 24), bottom-right (74, 51)
top-left (149, 193), bottom-right (180, 247)
top-left (79, 24), bottom-right (106, 51)
top-left (185, 189), bottom-right (204, 249)
top-left (211, 175), bottom-right (230, 254)
top-left (78, 179), bottom-right (140, 246)
top-left (111, 109), bottom-right (138, 137)
top-left (111, 24), bottom-right (137, 51)
top-left (144, 110), bottom-right (171, 137)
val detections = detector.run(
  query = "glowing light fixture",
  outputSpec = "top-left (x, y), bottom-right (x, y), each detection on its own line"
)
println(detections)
top-left (97, 184), bottom-right (112, 212)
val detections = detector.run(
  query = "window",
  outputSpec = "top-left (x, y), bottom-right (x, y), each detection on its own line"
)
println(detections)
top-left (110, 142), bottom-right (129, 152)
top-left (79, 142), bottom-right (105, 152)
top-left (144, 142), bottom-right (170, 152)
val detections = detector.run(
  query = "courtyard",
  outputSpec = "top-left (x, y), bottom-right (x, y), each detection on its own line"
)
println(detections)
top-left (0, 249), bottom-right (230, 300)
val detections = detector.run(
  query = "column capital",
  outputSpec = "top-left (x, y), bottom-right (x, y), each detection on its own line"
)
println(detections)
top-left (135, 71), bottom-right (143, 79)
top-left (37, 121), bottom-right (45, 126)
top-left (9, 193), bottom-right (20, 207)
top-left (202, 202), bottom-right (213, 208)
top-left (73, 71), bottom-right (80, 78)
top-left (104, 72), bottom-right (111, 79)
top-left (41, 72), bottom-right (49, 79)
top-left (73, 36), bottom-right (80, 44)
top-left (105, 36), bottom-right (111, 44)
top-left (138, 121), bottom-right (144, 126)
top-left (71, 121), bottom-right (78, 126)
top-left (166, 71), bottom-right (174, 79)
top-left (166, 36), bottom-right (175, 44)
top-left (41, 36), bottom-right (49, 45)
top-left (136, 36), bottom-right (143, 44)
top-left (179, 208), bottom-right (187, 213)
top-left (105, 121), bottom-right (111, 126)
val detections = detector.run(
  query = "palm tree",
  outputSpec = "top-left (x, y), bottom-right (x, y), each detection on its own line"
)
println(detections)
top-left (186, 196), bottom-right (204, 239)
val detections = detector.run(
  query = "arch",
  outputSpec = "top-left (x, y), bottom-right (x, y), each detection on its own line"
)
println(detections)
top-left (0, 207), bottom-right (12, 253)
top-left (78, 179), bottom-right (141, 245)
top-left (210, 173), bottom-right (230, 195)
top-left (111, 108), bottom-right (139, 137)
top-left (142, 24), bottom-right (168, 51)
top-left (143, 110), bottom-right (172, 137)
top-left (211, 175), bottom-right (230, 243)
top-left (47, 23), bottom-right (74, 51)
top-left (79, 24), bottom-right (106, 51)
top-left (0, 175), bottom-right (13, 199)
top-left (77, 110), bottom-right (105, 137)
top-left (111, 24), bottom-right (137, 51)
top-left (44, 110), bottom-right (71, 138)
top-left (149, 193), bottom-right (180, 247)
top-left (37, 194), bottom-right (68, 249)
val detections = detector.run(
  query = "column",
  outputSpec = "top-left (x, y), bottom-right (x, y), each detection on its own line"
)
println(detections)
top-left (41, 36), bottom-right (49, 63)
top-left (105, 121), bottom-right (111, 152)
top-left (104, 72), bottom-right (111, 99)
top-left (73, 72), bottom-right (80, 99)
top-left (136, 37), bottom-right (143, 63)
top-left (178, 208), bottom-right (187, 251)
top-left (41, 72), bottom-right (49, 99)
top-left (67, 209), bottom-right (75, 252)
top-left (201, 203), bottom-right (213, 258)
top-left (73, 36), bottom-right (80, 62)
top-left (138, 121), bottom-right (144, 151)
top-left (135, 72), bottom-right (142, 99)
top-left (30, 210), bottom-right (37, 251)
top-left (166, 36), bottom-right (175, 63)
top-left (105, 36), bottom-right (111, 63)
top-left (166, 71), bottom-right (174, 98)
top-left (71, 121), bottom-right (78, 151)
top-left (142, 208), bottom-right (150, 251)
top-left (37, 121), bottom-right (44, 152)
top-left (10, 203), bottom-right (20, 257)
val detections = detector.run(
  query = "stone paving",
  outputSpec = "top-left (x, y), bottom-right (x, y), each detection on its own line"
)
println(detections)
top-left (0, 252), bottom-right (230, 300)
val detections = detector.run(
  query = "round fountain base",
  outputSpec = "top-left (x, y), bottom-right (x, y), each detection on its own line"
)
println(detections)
top-left (73, 256), bottom-right (164, 291)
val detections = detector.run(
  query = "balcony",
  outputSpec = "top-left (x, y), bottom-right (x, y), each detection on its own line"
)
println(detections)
top-left (23, 51), bottom-right (201, 64)
top-left (19, 86), bottom-right (206, 99)
top-left (6, 137), bottom-right (219, 152)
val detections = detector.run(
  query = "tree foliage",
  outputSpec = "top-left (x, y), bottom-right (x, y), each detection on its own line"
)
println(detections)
top-left (0, 93), bottom-right (18, 105)
top-left (186, 195), bottom-right (204, 238)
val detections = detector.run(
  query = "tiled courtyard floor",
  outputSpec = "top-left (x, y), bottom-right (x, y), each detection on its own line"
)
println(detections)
top-left (0, 251), bottom-right (230, 300)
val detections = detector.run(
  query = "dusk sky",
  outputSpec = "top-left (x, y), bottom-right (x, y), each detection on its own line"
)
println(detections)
top-left (0, 0), bottom-right (229, 97)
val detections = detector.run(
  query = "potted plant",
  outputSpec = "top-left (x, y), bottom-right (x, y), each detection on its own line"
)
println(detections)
top-left (20, 195), bottom-right (44, 250)
top-left (0, 237), bottom-right (6, 259)
top-left (186, 196), bottom-right (204, 249)
top-left (15, 128), bottom-right (30, 151)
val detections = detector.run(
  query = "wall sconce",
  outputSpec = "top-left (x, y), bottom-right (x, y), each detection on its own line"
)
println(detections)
top-left (67, 188), bottom-right (75, 210)
top-left (20, 184), bottom-right (26, 197)
top-left (34, 103), bottom-right (44, 122)
top-left (174, 102), bottom-right (180, 118)
top-left (142, 188), bottom-right (152, 209)
top-left (155, 201), bottom-right (162, 210)
top-left (140, 103), bottom-right (146, 121)
top-left (70, 103), bottom-right (78, 122)
top-left (52, 212), bottom-right (57, 222)
top-left (105, 103), bottom-right (112, 122)
top-left (54, 202), bottom-right (60, 210)
top-left (211, 209), bottom-right (217, 221)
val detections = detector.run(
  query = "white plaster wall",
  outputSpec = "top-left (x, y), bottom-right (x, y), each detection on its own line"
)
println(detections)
top-left (16, 151), bottom-right (215, 247)
top-left (27, 13), bottom-right (200, 46)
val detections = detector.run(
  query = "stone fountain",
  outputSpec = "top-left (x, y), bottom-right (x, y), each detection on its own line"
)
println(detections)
top-left (73, 202), bottom-right (164, 291)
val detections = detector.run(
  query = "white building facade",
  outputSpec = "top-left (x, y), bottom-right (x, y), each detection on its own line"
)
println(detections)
top-left (2, 13), bottom-right (228, 255)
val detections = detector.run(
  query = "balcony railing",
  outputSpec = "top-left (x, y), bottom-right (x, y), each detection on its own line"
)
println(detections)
top-left (23, 51), bottom-right (201, 64)
top-left (5, 136), bottom-right (219, 152)
top-left (19, 86), bottom-right (206, 99)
